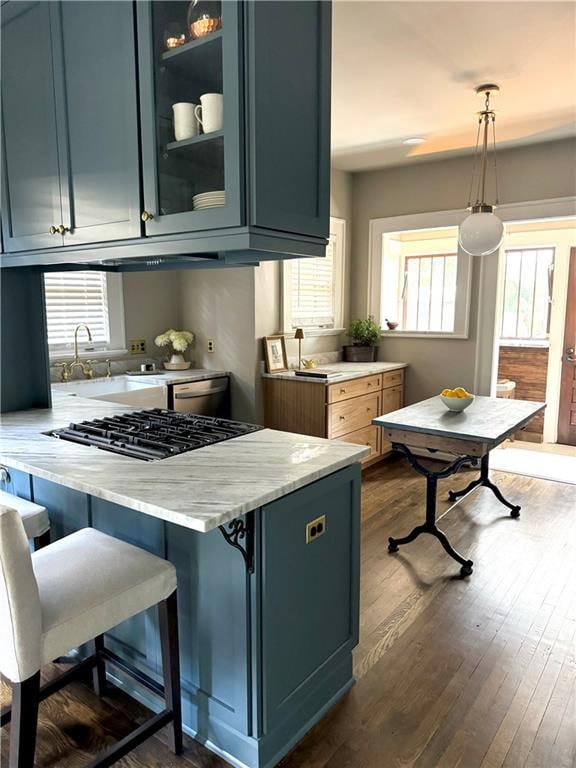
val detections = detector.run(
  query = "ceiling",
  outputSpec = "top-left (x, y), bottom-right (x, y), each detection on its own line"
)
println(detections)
top-left (331, 1), bottom-right (576, 171)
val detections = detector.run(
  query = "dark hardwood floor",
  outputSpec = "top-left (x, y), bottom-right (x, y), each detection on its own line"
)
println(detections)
top-left (2, 458), bottom-right (575, 768)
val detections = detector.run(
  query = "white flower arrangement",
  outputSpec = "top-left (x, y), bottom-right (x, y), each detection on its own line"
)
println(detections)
top-left (154, 329), bottom-right (195, 353)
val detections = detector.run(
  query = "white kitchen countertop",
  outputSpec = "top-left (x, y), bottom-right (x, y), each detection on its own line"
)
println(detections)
top-left (0, 398), bottom-right (368, 533)
top-left (262, 361), bottom-right (407, 384)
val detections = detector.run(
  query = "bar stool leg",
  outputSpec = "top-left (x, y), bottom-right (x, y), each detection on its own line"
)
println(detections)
top-left (92, 635), bottom-right (107, 696)
top-left (158, 591), bottom-right (182, 755)
top-left (9, 671), bottom-right (40, 768)
top-left (33, 530), bottom-right (51, 550)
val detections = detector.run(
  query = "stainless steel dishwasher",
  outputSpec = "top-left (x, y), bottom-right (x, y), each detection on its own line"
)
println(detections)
top-left (168, 376), bottom-right (230, 418)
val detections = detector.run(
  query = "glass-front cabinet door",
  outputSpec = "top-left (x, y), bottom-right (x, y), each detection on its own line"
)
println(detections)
top-left (137, 0), bottom-right (243, 237)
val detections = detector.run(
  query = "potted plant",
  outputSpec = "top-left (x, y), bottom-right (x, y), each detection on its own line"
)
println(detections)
top-left (155, 329), bottom-right (195, 370)
top-left (343, 316), bottom-right (381, 362)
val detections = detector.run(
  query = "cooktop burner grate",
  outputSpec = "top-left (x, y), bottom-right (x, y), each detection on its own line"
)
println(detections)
top-left (47, 409), bottom-right (264, 461)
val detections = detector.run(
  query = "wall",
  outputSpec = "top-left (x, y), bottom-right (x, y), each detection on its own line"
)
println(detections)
top-left (497, 346), bottom-right (548, 440)
top-left (351, 138), bottom-right (576, 403)
top-left (122, 271), bottom-right (181, 359)
top-left (179, 267), bottom-right (256, 421)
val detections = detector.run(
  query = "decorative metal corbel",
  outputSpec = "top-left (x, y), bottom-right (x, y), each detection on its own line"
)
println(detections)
top-left (218, 512), bottom-right (254, 574)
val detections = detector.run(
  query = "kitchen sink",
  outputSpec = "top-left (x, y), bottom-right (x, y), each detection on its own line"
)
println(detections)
top-left (52, 376), bottom-right (166, 408)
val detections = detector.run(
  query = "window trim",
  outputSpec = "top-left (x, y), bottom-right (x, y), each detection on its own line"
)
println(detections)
top-left (369, 211), bottom-right (473, 339)
top-left (280, 216), bottom-right (346, 337)
top-left (46, 272), bottom-right (127, 360)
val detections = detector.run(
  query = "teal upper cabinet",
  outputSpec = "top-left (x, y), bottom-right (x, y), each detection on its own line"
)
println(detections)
top-left (1, 1), bottom-right (141, 253)
top-left (138, 1), bottom-right (244, 236)
top-left (54, 1), bottom-right (141, 246)
top-left (1, 2), bottom-right (64, 252)
top-left (246, 1), bottom-right (331, 240)
top-left (1, 0), bottom-right (331, 267)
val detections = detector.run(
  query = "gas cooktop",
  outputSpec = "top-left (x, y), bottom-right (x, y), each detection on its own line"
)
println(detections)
top-left (47, 409), bottom-right (263, 461)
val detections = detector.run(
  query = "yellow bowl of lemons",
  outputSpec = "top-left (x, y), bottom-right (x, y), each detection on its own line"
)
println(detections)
top-left (440, 387), bottom-right (475, 412)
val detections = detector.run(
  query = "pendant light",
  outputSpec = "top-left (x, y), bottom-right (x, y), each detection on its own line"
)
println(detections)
top-left (458, 84), bottom-right (504, 256)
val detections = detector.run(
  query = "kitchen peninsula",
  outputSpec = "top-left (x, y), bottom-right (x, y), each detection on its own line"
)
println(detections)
top-left (0, 397), bottom-right (368, 768)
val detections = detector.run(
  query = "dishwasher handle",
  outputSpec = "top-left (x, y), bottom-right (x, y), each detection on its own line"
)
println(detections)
top-left (174, 385), bottom-right (228, 400)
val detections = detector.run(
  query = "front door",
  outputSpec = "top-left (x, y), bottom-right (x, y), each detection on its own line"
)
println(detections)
top-left (557, 247), bottom-right (576, 445)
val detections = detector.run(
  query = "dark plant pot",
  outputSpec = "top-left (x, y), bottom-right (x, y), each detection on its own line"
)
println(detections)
top-left (343, 345), bottom-right (378, 363)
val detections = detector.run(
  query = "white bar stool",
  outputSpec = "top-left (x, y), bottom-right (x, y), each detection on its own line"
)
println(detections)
top-left (0, 489), bottom-right (51, 549)
top-left (0, 505), bottom-right (182, 768)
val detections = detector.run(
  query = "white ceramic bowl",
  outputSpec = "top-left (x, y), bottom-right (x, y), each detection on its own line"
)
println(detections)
top-left (440, 394), bottom-right (474, 412)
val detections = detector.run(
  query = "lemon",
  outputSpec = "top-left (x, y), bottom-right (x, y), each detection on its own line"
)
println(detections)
top-left (441, 388), bottom-right (452, 397)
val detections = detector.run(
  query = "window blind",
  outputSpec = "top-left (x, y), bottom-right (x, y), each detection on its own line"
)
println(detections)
top-left (44, 271), bottom-right (111, 347)
top-left (290, 235), bottom-right (335, 328)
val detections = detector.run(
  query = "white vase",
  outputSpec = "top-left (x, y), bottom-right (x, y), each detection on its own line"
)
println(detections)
top-left (164, 352), bottom-right (191, 371)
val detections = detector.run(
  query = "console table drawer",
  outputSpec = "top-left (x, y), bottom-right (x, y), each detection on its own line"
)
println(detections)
top-left (382, 369), bottom-right (404, 389)
top-left (327, 375), bottom-right (382, 404)
top-left (328, 393), bottom-right (380, 438)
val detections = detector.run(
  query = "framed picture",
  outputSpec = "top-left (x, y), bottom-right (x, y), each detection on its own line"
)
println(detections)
top-left (263, 335), bottom-right (289, 373)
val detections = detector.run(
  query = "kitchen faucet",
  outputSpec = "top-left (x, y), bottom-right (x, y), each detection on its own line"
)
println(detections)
top-left (55, 324), bottom-right (95, 381)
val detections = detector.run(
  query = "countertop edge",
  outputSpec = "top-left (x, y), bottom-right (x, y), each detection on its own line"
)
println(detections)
top-left (0, 446), bottom-right (369, 533)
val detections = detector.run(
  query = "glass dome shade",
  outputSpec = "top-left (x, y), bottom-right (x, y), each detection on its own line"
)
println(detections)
top-left (458, 210), bottom-right (504, 256)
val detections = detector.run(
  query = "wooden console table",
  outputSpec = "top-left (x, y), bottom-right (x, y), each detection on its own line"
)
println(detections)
top-left (372, 396), bottom-right (546, 577)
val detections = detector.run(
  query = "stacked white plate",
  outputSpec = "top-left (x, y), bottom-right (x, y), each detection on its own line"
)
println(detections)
top-left (193, 190), bottom-right (226, 210)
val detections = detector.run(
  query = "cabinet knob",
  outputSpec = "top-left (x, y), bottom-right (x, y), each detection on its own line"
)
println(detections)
top-left (141, 211), bottom-right (154, 222)
top-left (339, 388), bottom-right (346, 394)
top-left (49, 226), bottom-right (58, 235)
top-left (56, 224), bottom-right (70, 235)
top-left (339, 415), bottom-right (345, 420)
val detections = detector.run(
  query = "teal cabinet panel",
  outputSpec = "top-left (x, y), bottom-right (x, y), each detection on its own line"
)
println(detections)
top-left (91, 499), bottom-right (165, 676)
top-left (259, 465), bottom-right (361, 735)
top-left (31, 477), bottom-right (90, 540)
top-left (54, 1), bottom-right (142, 245)
top-left (0, 468), bottom-right (32, 501)
top-left (0, 270), bottom-right (51, 413)
top-left (165, 521), bottom-right (251, 736)
top-left (246, 0), bottom-right (331, 239)
top-left (1, 2), bottom-right (64, 252)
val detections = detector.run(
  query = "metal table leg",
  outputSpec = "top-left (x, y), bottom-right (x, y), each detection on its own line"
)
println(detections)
top-left (388, 444), bottom-right (477, 577)
top-left (447, 453), bottom-right (521, 518)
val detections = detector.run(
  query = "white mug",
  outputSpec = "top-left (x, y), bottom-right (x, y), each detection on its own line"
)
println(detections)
top-left (172, 102), bottom-right (199, 141)
top-left (194, 93), bottom-right (223, 134)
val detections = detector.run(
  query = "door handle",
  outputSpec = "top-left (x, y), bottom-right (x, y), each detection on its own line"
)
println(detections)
top-left (174, 386), bottom-right (228, 399)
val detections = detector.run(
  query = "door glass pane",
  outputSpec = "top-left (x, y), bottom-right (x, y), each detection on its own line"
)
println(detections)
top-left (152, 1), bottom-right (224, 216)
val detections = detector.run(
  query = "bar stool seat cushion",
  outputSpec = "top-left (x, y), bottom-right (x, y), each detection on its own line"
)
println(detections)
top-left (33, 528), bottom-right (177, 667)
top-left (0, 490), bottom-right (50, 539)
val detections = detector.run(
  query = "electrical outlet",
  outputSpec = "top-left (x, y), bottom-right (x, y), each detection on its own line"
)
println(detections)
top-left (306, 515), bottom-right (326, 544)
top-left (129, 339), bottom-right (146, 355)
top-left (207, 339), bottom-right (215, 353)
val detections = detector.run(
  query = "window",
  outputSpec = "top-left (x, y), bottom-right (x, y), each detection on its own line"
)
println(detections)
top-left (377, 225), bottom-right (470, 337)
top-left (43, 271), bottom-right (126, 355)
top-left (402, 253), bottom-right (457, 332)
top-left (500, 247), bottom-right (554, 342)
top-left (282, 217), bottom-right (345, 334)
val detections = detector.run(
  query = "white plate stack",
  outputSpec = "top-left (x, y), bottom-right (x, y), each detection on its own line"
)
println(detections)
top-left (192, 190), bottom-right (226, 210)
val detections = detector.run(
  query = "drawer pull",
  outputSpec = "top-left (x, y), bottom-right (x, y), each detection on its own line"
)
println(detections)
top-left (339, 388), bottom-right (346, 394)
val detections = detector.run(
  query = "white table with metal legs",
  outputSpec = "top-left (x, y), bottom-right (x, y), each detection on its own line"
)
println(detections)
top-left (373, 396), bottom-right (546, 577)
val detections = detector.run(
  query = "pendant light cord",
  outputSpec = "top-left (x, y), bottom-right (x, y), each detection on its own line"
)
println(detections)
top-left (491, 114), bottom-right (500, 206)
top-left (466, 117), bottom-right (483, 208)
